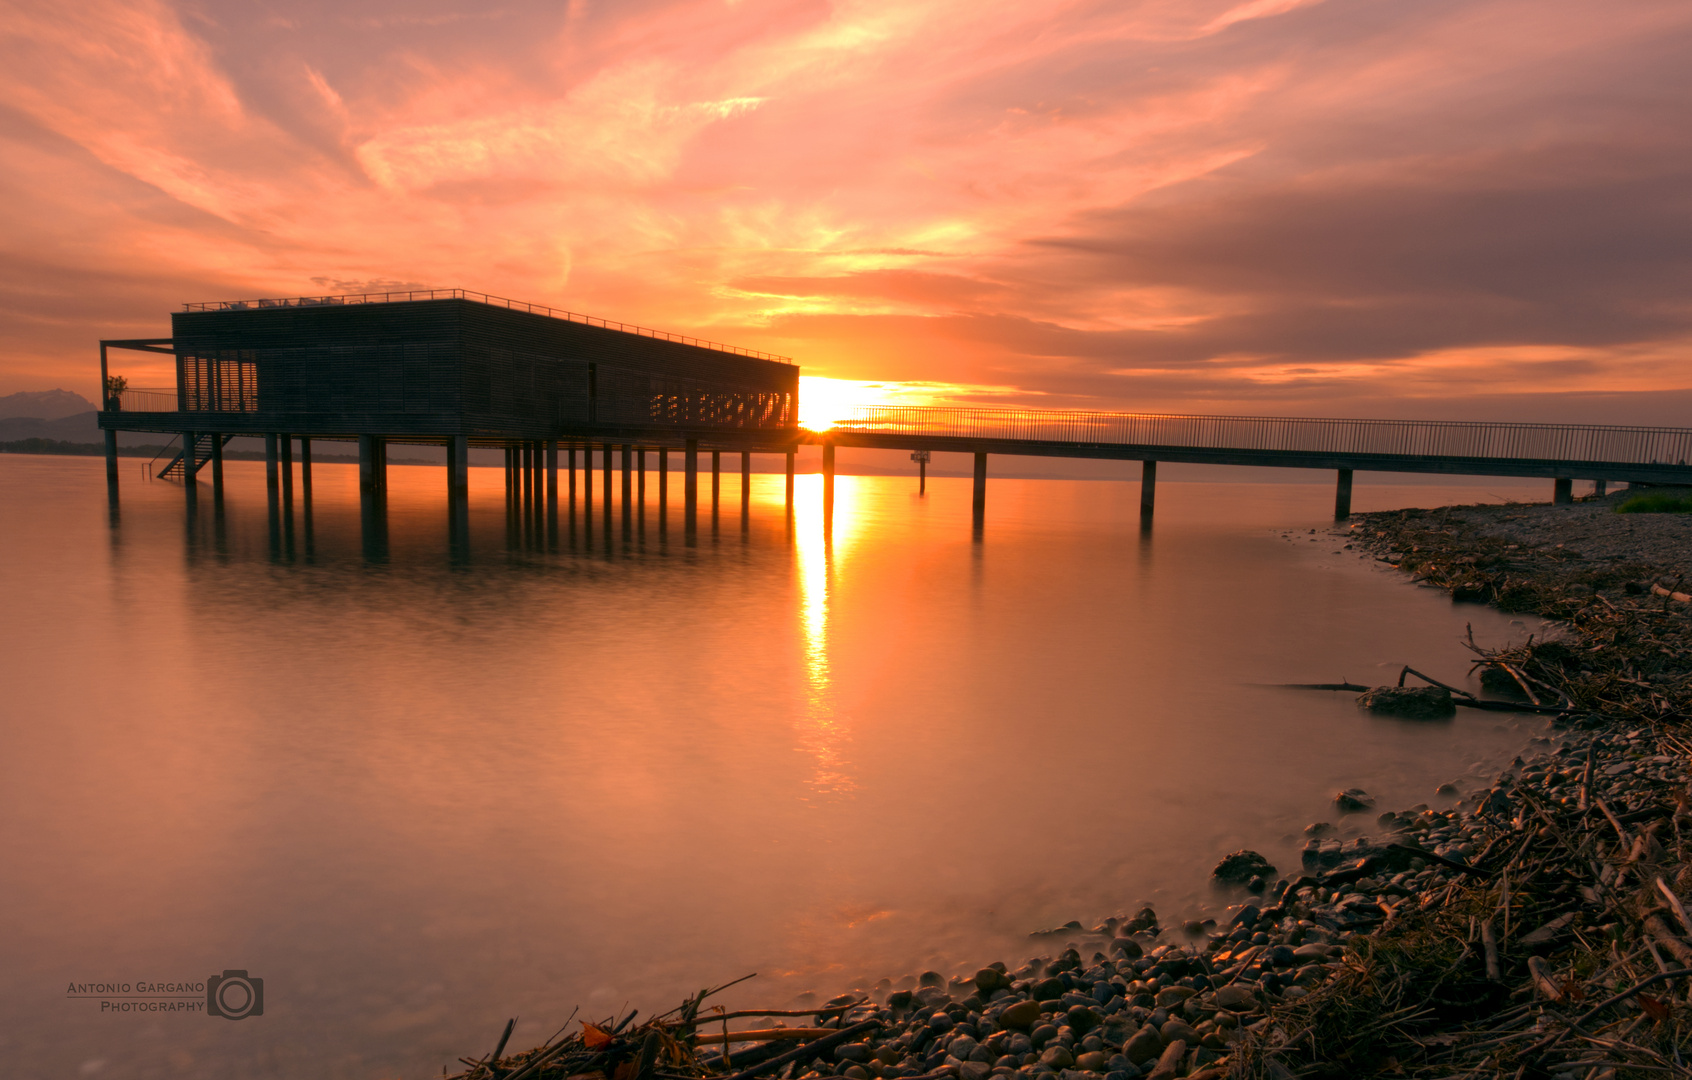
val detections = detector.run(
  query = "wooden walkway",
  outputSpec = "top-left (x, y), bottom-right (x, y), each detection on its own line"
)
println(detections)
top-left (806, 404), bottom-right (1692, 523)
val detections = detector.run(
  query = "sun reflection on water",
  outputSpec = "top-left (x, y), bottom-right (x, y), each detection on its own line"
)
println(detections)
top-left (792, 473), bottom-right (863, 799)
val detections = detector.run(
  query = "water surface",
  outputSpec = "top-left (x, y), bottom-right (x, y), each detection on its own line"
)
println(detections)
top-left (0, 456), bottom-right (1547, 1078)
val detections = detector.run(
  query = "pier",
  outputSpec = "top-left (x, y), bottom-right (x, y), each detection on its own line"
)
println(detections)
top-left (98, 289), bottom-right (1692, 551)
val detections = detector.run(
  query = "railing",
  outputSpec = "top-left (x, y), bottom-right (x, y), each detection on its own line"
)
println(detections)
top-left (182, 289), bottom-right (794, 364)
top-left (107, 387), bottom-right (179, 413)
top-left (830, 405), bottom-right (1692, 466)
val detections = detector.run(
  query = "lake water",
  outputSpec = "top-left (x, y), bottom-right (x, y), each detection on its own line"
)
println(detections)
top-left (0, 455), bottom-right (1549, 1078)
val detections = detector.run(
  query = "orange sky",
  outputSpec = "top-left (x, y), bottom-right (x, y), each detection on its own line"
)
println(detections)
top-left (2, 0), bottom-right (1690, 422)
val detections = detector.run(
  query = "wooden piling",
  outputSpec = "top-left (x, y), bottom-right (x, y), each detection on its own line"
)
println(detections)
top-left (183, 432), bottom-right (199, 504)
top-left (449, 435), bottom-right (469, 501)
top-left (685, 439), bottom-right (698, 537)
top-left (1140, 460), bottom-right (1157, 520)
top-left (296, 438), bottom-right (309, 502)
top-left (210, 431), bottom-right (225, 503)
top-left (280, 434), bottom-right (294, 508)
top-left (104, 429), bottom-right (119, 493)
top-left (659, 446), bottom-right (669, 531)
top-left (603, 442), bottom-right (613, 515)
top-left (1554, 477), bottom-right (1573, 505)
top-left (358, 435), bottom-right (380, 494)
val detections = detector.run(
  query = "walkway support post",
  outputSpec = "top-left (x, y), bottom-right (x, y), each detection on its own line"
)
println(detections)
top-left (741, 451), bottom-right (751, 522)
top-left (1553, 477), bottom-right (1573, 505)
top-left (1334, 468), bottom-right (1353, 520)
top-left (104, 429), bottom-right (119, 496)
top-left (785, 449), bottom-right (795, 515)
top-left (972, 452), bottom-right (987, 529)
top-left (1140, 460), bottom-right (1157, 520)
top-left (684, 439), bottom-right (699, 538)
top-left (296, 438), bottom-right (308, 502)
top-left (1594, 479), bottom-right (1607, 498)
top-left (823, 441), bottom-right (836, 523)
top-left (584, 444), bottom-right (594, 520)
top-left (567, 445), bottom-right (577, 509)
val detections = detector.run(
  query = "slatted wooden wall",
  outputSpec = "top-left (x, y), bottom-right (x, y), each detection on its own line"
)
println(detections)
top-left (170, 298), bottom-right (798, 437)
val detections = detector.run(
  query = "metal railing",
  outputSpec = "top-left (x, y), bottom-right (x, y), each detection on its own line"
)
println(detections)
top-left (108, 387), bottom-right (179, 413)
top-left (182, 289), bottom-right (794, 364)
top-left (829, 405), bottom-right (1692, 466)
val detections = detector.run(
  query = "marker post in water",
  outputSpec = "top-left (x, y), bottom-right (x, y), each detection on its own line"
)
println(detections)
top-left (910, 449), bottom-right (930, 495)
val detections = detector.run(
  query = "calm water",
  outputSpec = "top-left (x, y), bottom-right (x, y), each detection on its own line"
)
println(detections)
top-left (0, 455), bottom-right (1548, 1078)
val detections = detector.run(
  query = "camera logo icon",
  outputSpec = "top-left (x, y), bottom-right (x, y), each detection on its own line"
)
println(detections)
top-left (206, 970), bottom-right (264, 1020)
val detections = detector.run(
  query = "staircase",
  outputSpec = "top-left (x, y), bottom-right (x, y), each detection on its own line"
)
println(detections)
top-left (155, 434), bottom-right (233, 480)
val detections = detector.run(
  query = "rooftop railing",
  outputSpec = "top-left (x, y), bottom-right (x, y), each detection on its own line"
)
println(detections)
top-left (182, 289), bottom-right (794, 364)
top-left (830, 405), bottom-right (1692, 466)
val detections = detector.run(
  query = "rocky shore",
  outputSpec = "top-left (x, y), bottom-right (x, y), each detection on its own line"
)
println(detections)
top-left (451, 490), bottom-right (1692, 1080)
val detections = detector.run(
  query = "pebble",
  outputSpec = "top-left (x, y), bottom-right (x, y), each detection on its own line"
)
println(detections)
top-left (1123, 1025), bottom-right (1162, 1065)
top-left (1040, 1045), bottom-right (1075, 1069)
top-left (1212, 985), bottom-right (1256, 1010)
top-left (998, 999), bottom-right (1041, 1029)
top-left (1160, 1018), bottom-right (1200, 1045)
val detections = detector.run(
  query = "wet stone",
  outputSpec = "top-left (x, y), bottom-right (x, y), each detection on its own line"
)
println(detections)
top-left (1159, 1018), bottom-right (1200, 1045)
top-left (1041, 1046), bottom-right (1075, 1069)
top-left (1333, 788), bottom-right (1376, 813)
top-left (1123, 1025), bottom-right (1163, 1065)
top-left (999, 1000), bottom-right (1042, 1029)
top-left (1212, 850), bottom-right (1277, 886)
top-left (1212, 985), bottom-right (1256, 1010)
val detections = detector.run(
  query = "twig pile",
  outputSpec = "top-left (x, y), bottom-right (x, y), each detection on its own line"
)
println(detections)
top-left (1222, 504), bottom-right (1692, 1078)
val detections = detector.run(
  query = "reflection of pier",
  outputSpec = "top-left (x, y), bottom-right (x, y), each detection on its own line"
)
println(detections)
top-left (99, 289), bottom-right (1692, 549)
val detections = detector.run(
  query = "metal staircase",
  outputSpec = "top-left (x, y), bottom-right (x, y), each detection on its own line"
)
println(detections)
top-left (155, 434), bottom-right (233, 480)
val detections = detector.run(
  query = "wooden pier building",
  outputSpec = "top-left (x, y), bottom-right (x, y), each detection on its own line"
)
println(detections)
top-left (98, 289), bottom-right (801, 531)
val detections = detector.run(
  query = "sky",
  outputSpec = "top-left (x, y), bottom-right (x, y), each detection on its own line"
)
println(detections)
top-left (1, 0), bottom-right (1689, 422)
